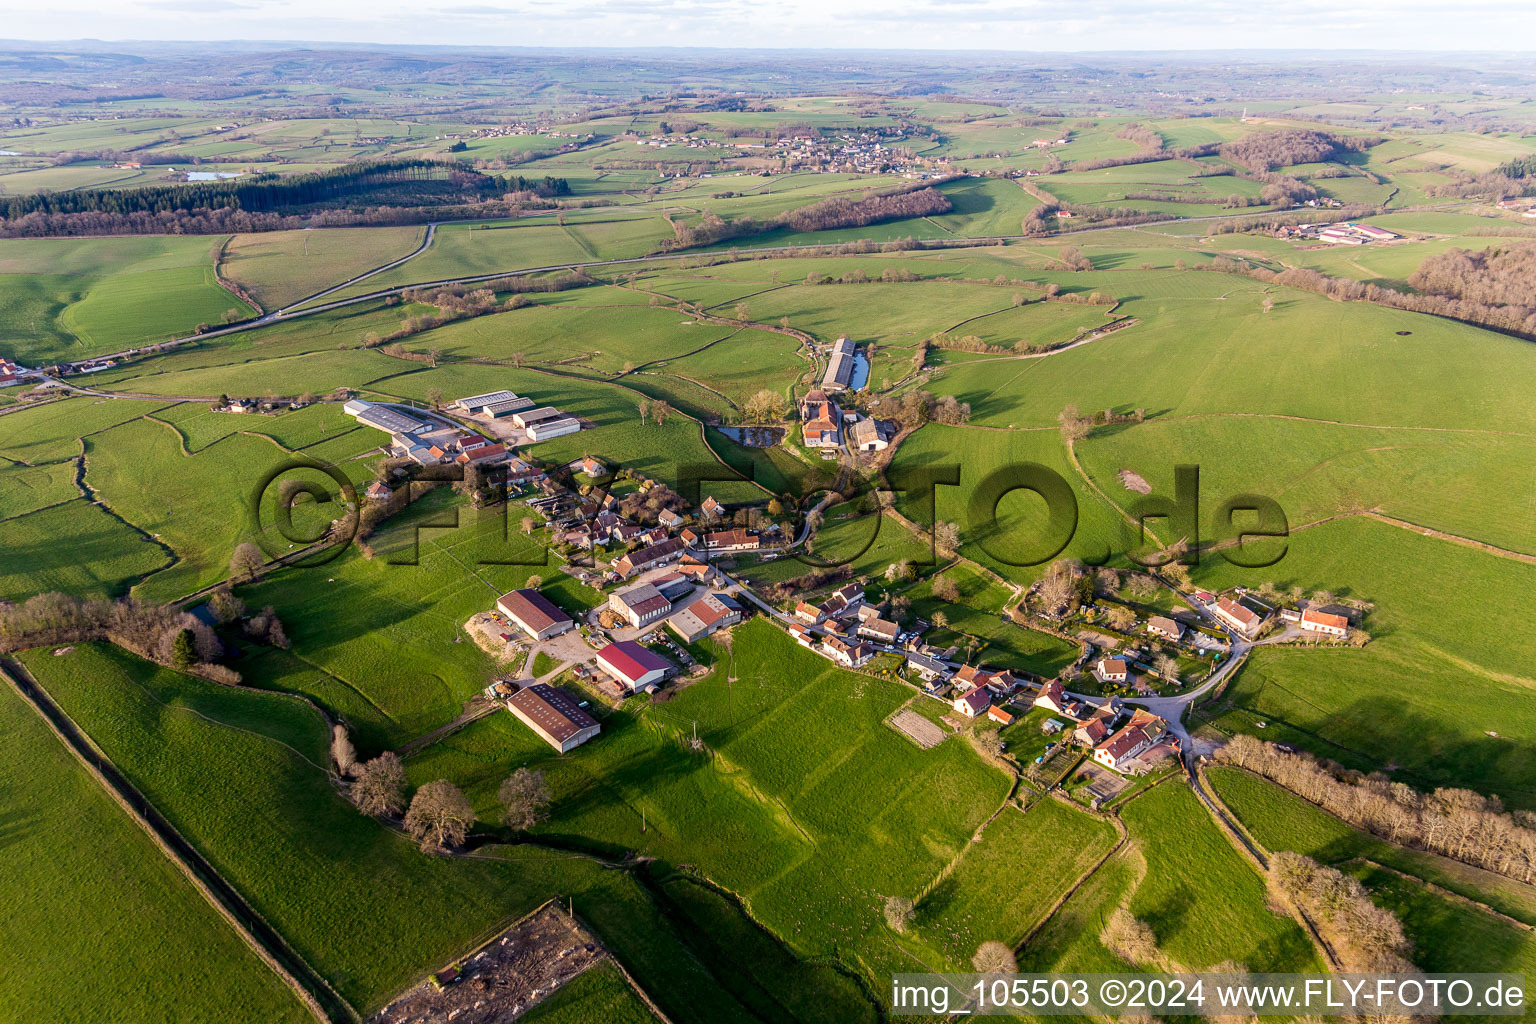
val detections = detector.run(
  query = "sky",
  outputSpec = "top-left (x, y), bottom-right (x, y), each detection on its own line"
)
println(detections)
top-left (3, 0), bottom-right (1536, 52)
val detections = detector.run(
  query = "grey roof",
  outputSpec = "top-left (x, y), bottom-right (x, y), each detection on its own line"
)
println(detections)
top-left (355, 404), bottom-right (427, 434)
top-left (483, 396), bottom-right (535, 415)
top-left (514, 406), bottom-right (566, 425)
top-left (821, 337), bottom-right (857, 390)
top-left (906, 653), bottom-right (950, 675)
top-left (452, 390), bottom-right (521, 411)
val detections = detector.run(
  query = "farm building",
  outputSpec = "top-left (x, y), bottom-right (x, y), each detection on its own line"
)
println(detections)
top-left (1299, 608), bottom-right (1349, 637)
top-left (512, 406), bottom-right (566, 428)
top-left (344, 399), bottom-right (427, 435)
top-left (798, 389), bottom-right (843, 448)
top-left (496, 589), bottom-right (574, 640)
top-left (851, 417), bottom-right (892, 452)
top-left (451, 390), bottom-right (526, 414)
top-left (613, 537), bottom-right (686, 578)
top-left (608, 582), bottom-right (672, 628)
top-left (527, 416), bottom-right (581, 441)
top-left (507, 683), bottom-right (600, 753)
top-left (597, 641), bottom-right (673, 692)
top-left (456, 443), bottom-right (507, 465)
top-left (821, 336), bottom-right (858, 391)
top-left (667, 593), bottom-right (741, 643)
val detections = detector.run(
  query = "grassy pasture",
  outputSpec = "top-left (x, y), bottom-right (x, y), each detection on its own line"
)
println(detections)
top-left (15, 643), bottom-right (766, 1023)
top-left (888, 424), bottom-right (1126, 585)
top-left (406, 620), bottom-right (1018, 986)
top-left (916, 797), bottom-right (1117, 966)
top-left (0, 459), bottom-right (79, 519)
top-left (237, 497), bottom-right (571, 751)
top-left (221, 225), bottom-right (427, 310)
top-left (1191, 516), bottom-right (1536, 808)
top-left (0, 235), bottom-right (255, 364)
top-left (1076, 416), bottom-right (1536, 558)
top-left (0, 499), bottom-right (171, 601)
top-left (1207, 767), bottom-right (1536, 926)
top-left (0, 681), bottom-right (313, 1024)
top-left (1349, 864), bottom-right (1536, 988)
top-left (1119, 781), bottom-right (1321, 971)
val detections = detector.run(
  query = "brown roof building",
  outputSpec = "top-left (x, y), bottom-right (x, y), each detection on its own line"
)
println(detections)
top-left (497, 588), bottom-right (574, 640)
top-left (507, 683), bottom-right (600, 752)
top-left (613, 537), bottom-right (686, 578)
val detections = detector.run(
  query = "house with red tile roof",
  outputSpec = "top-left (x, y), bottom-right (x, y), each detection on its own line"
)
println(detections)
top-left (953, 689), bottom-right (991, 717)
top-left (1299, 608), bottom-right (1349, 637)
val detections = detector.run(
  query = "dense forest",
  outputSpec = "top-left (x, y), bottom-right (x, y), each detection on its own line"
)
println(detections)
top-left (1409, 243), bottom-right (1536, 308)
top-left (0, 159), bottom-right (569, 223)
top-left (774, 185), bottom-right (951, 233)
top-left (665, 184), bottom-right (952, 248)
top-left (1218, 129), bottom-right (1375, 172)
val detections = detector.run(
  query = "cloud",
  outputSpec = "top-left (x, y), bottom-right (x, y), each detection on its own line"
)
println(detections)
top-left (137, 0), bottom-right (257, 8)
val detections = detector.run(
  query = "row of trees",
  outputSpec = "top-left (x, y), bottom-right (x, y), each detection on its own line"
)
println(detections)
top-left (1269, 852), bottom-right (1413, 972)
top-left (343, 742), bottom-right (552, 854)
top-left (1200, 256), bottom-right (1536, 340)
top-left (1220, 734), bottom-right (1536, 883)
top-left (0, 159), bottom-right (569, 222)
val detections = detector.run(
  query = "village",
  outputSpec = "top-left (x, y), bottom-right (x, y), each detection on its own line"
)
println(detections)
top-left (328, 382), bottom-right (1368, 798)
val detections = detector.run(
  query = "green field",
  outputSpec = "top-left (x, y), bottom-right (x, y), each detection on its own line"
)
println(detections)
top-left (15, 644), bottom-right (778, 1022)
top-left (1207, 766), bottom-right (1536, 926)
top-left (1119, 781), bottom-right (1321, 971)
top-left (0, 236), bottom-right (256, 363)
top-left (221, 225), bottom-right (427, 310)
top-left (522, 961), bottom-right (659, 1024)
top-left (0, 679), bottom-right (313, 1024)
top-left (13, 81), bottom-right (1536, 1023)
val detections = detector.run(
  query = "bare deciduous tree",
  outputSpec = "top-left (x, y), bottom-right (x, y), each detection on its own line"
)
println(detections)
top-left (498, 768), bottom-right (551, 830)
top-left (230, 542), bottom-right (265, 583)
top-left (883, 895), bottom-right (915, 933)
top-left (352, 752), bottom-right (407, 817)
top-left (1100, 907), bottom-right (1160, 966)
top-left (972, 941), bottom-right (1017, 974)
top-left (404, 779), bottom-right (476, 853)
top-left (331, 725), bottom-right (357, 776)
